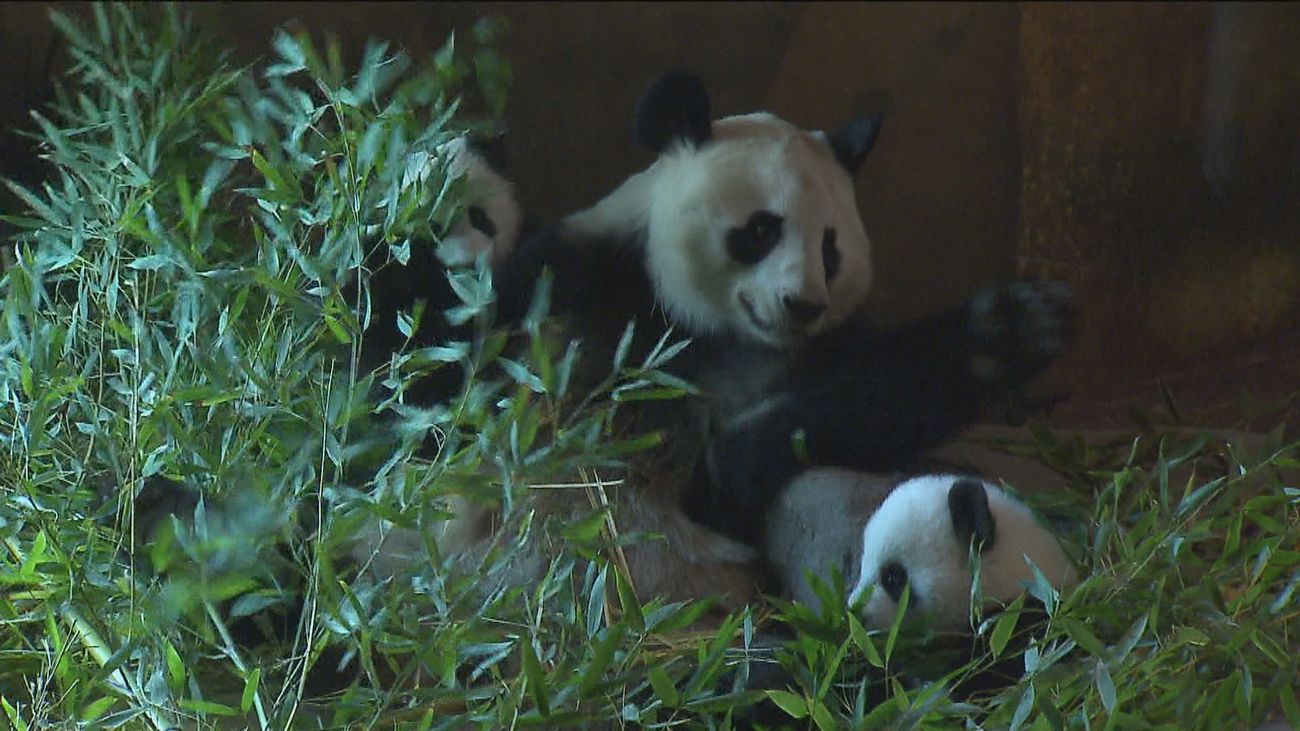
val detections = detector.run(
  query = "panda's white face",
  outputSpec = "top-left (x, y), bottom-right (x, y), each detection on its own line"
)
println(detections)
top-left (574, 113), bottom-right (873, 347)
top-left (433, 137), bottom-right (523, 268)
top-left (847, 475), bottom-right (1076, 631)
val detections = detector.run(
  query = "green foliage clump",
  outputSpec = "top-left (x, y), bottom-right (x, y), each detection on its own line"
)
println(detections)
top-left (0, 5), bottom-right (1297, 730)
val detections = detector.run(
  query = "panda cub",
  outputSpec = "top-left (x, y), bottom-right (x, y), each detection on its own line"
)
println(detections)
top-left (766, 469), bottom-right (1076, 631)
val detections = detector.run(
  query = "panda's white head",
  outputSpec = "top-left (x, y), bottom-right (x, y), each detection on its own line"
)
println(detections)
top-left (569, 72), bottom-right (881, 347)
top-left (433, 135), bottom-right (523, 268)
top-left (848, 475), bottom-right (1076, 632)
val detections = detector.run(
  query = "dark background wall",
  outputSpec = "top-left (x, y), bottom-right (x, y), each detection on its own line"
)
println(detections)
top-left (2, 2), bottom-right (1297, 430)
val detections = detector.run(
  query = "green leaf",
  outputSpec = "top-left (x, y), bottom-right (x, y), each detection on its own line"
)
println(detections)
top-left (577, 624), bottom-right (625, 698)
top-left (3, 178), bottom-right (59, 224)
top-left (79, 696), bottom-right (116, 722)
top-left (248, 147), bottom-right (302, 203)
top-left (164, 639), bottom-right (185, 694)
top-left (848, 612), bottom-right (883, 668)
top-left (500, 358), bottom-right (546, 393)
top-left (611, 386), bottom-right (687, 403)
top-left (612, 320), bottom-right (635, 373)
top-left (810, 699), bottom-right (837, 731)
top-left (20, 532), bottom-right (48, 578)
top-left (647, 666), bottom-right (679, 708)
top-left (1009, 682), bottom-right (1035, 731)
top-left (585, 564), bottom-right (608, 638)
top-left (613, 564), bottom-right (644, 632)
top-left (1111, 613), bottom-right (1148, 665)
top-left (765, 690), bottom-right (808, 719)
top-left (2, 696), bottom-right (30, 731)
top-left (1094, 660), bottom-right (1117, 713)
top-left (19, 357), bottom-right (34, 399)
top-left (646, 599), bottom-right (715, 634)
top-left (1059, 617), bottom-right (1107, 657)
top-left (520, 634), bottom-right (549, 717)
top-left (1173, 625), bottom-right (1210, 647)
top-left (179, 699), bottom-right (239, 717)
top-left (240, 667), bottom-right (261, 713)
top-left (1280, 676), bottom-right (1300, 728)
top-left (884, 582), bottom-right (910, 663)
top-left (323, 311), bottom-right (353, 344)
top-left (990, 594), bottom-right (1026, 658)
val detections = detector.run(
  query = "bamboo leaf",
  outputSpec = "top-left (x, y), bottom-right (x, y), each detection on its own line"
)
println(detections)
top-left (766, 690), bottom-right (808, 719)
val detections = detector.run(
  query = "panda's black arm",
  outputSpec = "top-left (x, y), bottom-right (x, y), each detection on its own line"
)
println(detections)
top-left (699, 281), bottom-right (1073, 543)
top-left (492, 224), bottom-right (653, 328)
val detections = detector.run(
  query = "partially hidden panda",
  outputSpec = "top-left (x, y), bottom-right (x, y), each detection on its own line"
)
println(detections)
top-left (351, 131), bottom-right (529, 405)
top-left (428, 133), bottom-right (526, 270)
top-left (122, 131), bottom-right (531, 645)
top-left (766, 469), bottom-right (1076, 631)
top-left (354, 71), bottom-right (1079, 629)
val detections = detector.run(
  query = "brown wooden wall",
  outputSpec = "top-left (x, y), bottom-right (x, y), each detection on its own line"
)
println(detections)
top-left (3, 2), bottom-right (1297, 427)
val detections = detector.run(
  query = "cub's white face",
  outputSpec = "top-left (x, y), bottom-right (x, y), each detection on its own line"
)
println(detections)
top-left (847, 475), bottom-right (1076, 631)
top-left (575, 113), bottom-right (873, 347)
top-left (433, 137), bottom-right (523, 268)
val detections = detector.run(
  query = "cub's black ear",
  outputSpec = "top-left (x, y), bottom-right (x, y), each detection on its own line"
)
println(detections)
top-left (828, 115), bottom-right (882, 175)
top-left (466, 126), bottom-right (512, 174)
top-left (948, 478), bottom-right (997, 552)
top-left (634, 71), bottom-right (712, 153)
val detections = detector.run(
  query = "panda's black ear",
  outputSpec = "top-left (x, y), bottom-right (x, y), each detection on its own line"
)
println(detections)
top-left (634, 71), bottom-right (712, 153)
top-left (466, 126), bottom-right (512, 174)
top-left (948, 479), bottom-right (997, 552)
top-left (828, 115), bottom-right (882, 175)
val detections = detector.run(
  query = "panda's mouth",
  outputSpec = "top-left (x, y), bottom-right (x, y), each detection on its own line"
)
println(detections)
top-left (737, 292), bottom-right (773, 333)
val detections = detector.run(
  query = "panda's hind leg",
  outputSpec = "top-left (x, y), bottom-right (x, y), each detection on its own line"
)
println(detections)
top-left (613, 489), bottom-right (762, 613)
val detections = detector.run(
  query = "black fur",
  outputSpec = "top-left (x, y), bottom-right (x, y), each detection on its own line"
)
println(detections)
top-left (634, 70), bottom-right (712, 152)
top-left (947, 478), bottom-right (996, 551)
top-left (346, 236), bottom-right (475, 405)
top-left (348, 128), bottom-right (537, 407)
top-left (827, 115), bottom-right (883, 175)
top-left (698, 281), bottom-right (1072, 544)
top-left (491, 223), bottom-right (655, 330)
top-left (464, 128), bottom-right (513, 177)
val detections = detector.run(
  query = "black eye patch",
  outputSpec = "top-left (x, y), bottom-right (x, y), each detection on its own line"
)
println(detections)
top-left (726, 210), bottom-right (784, 265)
top-left (822, 228), bottom-right (840, 281)
top-left (467, 206), bottom-right (496, 238)
top-left (879, 561), bottom-right (908, 602)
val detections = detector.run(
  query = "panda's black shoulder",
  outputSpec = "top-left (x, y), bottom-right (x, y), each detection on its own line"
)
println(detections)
top-left (493, 221), bottom-right (655, 327)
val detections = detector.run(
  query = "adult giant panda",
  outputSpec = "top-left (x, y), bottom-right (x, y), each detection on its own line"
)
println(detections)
top-left (487, 71), bottom-right (1074, 547)
top-left (368, 71), bottom-right (1077, 618)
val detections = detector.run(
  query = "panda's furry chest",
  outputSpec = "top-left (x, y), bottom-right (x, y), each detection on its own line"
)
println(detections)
top-left (671, 338), bottom-right (793, 433)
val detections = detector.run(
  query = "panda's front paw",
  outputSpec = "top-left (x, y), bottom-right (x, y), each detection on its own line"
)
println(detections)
top-left (967, 280), bottom-right (1075, 386)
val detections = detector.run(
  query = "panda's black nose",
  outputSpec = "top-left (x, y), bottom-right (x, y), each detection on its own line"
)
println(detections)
top-left (783, 296), bottom-right (827, 324)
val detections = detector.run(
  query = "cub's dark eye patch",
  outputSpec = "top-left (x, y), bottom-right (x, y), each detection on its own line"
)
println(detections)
top-left (822, 228), bottom-right (840, 281)
top-left (879, 561), bottom-right (908, 602)
top-left (727, 210), bottom-right (784, 265)
top-left (467, 206), bottom-right (496, 238)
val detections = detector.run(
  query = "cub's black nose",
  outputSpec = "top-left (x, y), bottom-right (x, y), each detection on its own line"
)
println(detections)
top-left (783, 296), bottom-right (827, 324)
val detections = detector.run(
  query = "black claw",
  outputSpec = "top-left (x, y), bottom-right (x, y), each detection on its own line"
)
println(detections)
top-left (968, 280), bottom-right (1076, 387)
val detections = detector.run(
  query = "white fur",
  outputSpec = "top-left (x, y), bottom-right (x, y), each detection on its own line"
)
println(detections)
top-left (430, 137), bottom-right (522, 268)
top-left (847, 475), bottom-right (1076, 631)
top-left (568, 112), bottom-right (874, 347)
